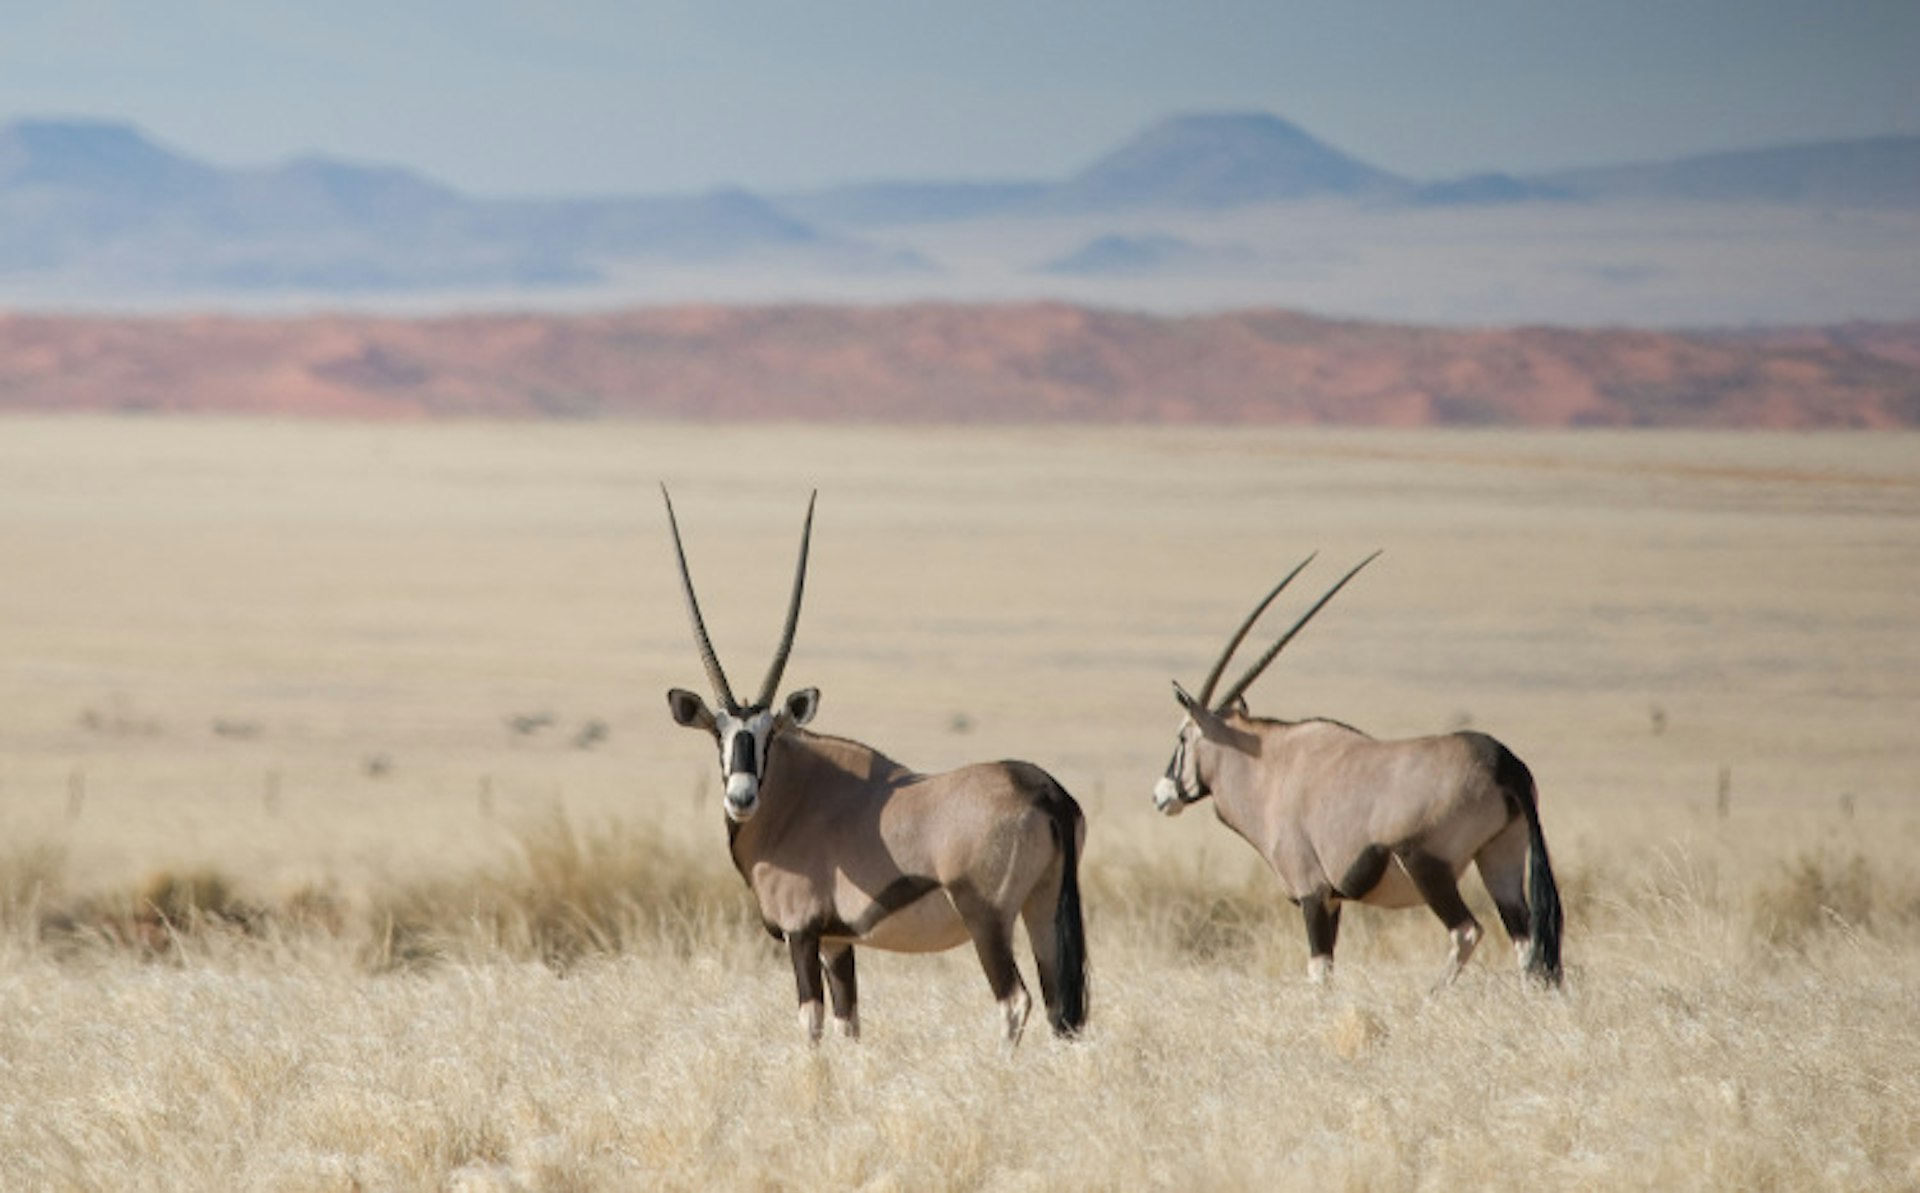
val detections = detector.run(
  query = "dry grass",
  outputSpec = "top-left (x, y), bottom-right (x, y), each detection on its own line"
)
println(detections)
top-left (2, 419), bottom-right (1918, 1190)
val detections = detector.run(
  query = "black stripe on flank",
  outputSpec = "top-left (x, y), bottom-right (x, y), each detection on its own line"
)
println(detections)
top-left (1335, 844), bottom-right (1393, 901)
top-left (822, 875), bottom-right (942, 939)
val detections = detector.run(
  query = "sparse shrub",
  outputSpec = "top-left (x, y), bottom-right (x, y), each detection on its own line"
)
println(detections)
top-left (38, 865), bottom-right (262, 960)
top-left (1752, 850), bottom-right (1875, 949)
top-left (507, 711), bottom-right (556, 736)
top-left (571, 719), bottom-right (609, 749)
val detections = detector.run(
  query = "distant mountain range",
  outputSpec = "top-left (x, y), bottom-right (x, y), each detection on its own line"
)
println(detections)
top-left (779, 113), bottom-right (1917, 224)
top-left (0, 118), bottom-right (915, 294)
top-left (0, 112), bottom-right (1915, 304)
top-left (3, 305), bottom-right (1916, 427)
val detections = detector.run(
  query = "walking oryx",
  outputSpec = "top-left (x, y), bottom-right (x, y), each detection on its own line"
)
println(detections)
top-left (661, 489), bottom-right (1088, 1044)
top-left (1152, 554), bottom-right (1563, 989)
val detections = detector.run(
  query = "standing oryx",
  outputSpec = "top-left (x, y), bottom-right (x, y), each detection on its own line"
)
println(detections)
top-left (1152, 554), bottom-right (1563, 989)
top-left (661, 489), bottom-right (1088, 1045)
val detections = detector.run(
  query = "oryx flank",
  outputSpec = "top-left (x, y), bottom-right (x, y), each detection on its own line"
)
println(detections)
top-left (662, 489), bottom-right (1088, 1045)
top-left (1153, 554), bottom-right (1563, 989)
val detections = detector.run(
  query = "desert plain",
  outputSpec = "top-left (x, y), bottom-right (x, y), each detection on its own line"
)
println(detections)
top-left (1, 417), bottom-right (1916, 1190)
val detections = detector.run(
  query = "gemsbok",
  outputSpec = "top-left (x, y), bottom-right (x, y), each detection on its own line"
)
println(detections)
top-left (1152, 554), bottom-right (1563, 989)
top-left (661, 489), bottom-right (1089, 1044)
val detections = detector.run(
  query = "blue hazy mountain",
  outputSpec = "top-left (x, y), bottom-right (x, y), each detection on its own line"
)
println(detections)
top-left (1040, 113), bottom-right (1409, 211)
top-left (0, 118), bottom-right (886, 292)
top-left (784, 116), bottom-right (1918, 228)
top-left (1538, 135), bottom-right (1920, 206)
top-left (774, 180), bottom-right (1050, 227)
top-left (1038, 233), bottom-right (1255, 276)
top-left (1408, 172), bottom-right (1575, 207)
top-left (2, 114), bottom-right (1914, 299)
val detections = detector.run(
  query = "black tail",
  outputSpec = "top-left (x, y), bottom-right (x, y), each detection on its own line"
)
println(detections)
top-left (1049, 797), bottom-right (1090, 1036)
top-left (1518, 773), bottom-right (1564, 987)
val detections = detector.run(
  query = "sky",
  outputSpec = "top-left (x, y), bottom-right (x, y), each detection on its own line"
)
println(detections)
top-left (1, 1), bottom-right (1915, 199)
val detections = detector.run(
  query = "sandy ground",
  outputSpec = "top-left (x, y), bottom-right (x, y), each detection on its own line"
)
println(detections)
top-left (1, 418), bottom-right (1916, 1189)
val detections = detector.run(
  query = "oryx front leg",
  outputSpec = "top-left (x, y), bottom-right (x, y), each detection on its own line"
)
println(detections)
top-left (1403, 851), bottom-right (1481, 991)
top-left (823, 942), bottom-right (860, 1040)
top-left (1300, 890), bottom-right (1342, 987)
top-left (788, 931), bottom-right (826, 1042)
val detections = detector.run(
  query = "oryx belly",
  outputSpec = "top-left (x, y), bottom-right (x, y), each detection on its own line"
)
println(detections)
top-left (839, 885), bottom-right (969, 953)
top-left (1350, 858), bottom-right (1424, 909)
top-left (749, 860), bottom-right (969, 954)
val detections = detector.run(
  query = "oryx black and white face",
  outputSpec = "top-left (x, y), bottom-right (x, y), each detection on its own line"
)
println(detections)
top-left (668, 687), bottom-right (819, 822)
top-left (661, 486), bottom-right (819, 824)
top-left (1153, 684), bottom-right (1217, 816)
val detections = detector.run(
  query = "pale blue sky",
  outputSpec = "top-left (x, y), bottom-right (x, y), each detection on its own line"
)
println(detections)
top-left (2, 1), bottom-right (1914, 197)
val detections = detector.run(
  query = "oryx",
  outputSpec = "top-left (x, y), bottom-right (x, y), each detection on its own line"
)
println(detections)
top-left (661, 489), bottom-right (1088, 1044)
top-left (1152, 554), bottom-right (1563, 989)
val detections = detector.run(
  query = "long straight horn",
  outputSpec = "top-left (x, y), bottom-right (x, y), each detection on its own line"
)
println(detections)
top-left (661, 485), bottom-right (739, 712)
top-left (1213, 551), bottom-right (1382, 712)
top-left (756, 490), bottom-right (817, 708)
top-left (1194, 553), bottom-right (1317, 708)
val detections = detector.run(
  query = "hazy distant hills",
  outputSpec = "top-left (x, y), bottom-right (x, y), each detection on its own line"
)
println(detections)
top-left (779, 113), bottom-right (1918, 225)
top-left (1040, 113), bottom-right (1408, 210)
top-left (0, 112), bottom-right (1914, 314)
top-left (3, 305), bottom-right (1915, 427)
top-left (0, 118), bottom-right (904, 293)
top-left (1540, 135), bottom-right (1920, 206)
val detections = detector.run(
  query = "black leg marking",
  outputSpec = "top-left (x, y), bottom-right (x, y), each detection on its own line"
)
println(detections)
top-left (789, 930), bottom-right (828, 1040)
top-left (1301, 889), bottom-right (1342, 959)
top-left (968, 921), bottom-right (1022, 1002)
top-left (1402, 851), bottom-right (1475, 931)
top-left (825, 942), bottom-right (857, 1022)
top-left (953, 887), bottom-right (1022, 1002)
top-left (1491, 890), bottom-right (1530, 944)
top-left (788, 931), bottom-right (824, 1006)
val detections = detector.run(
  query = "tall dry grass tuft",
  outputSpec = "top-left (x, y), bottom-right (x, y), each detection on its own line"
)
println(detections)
top-left (0, 843), bottom-right (66, 950)
top-left (25, 862), bottom-right (264, 961)
top-left (1752, 849), bottom-right (1872, 948)
top-left (365, 808), bottom-right (751, 973)
top-left (1084, 843), bottom-right (1290, 967)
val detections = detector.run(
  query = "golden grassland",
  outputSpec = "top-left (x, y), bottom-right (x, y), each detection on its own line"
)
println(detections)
top-left (1, 417), bottom-right (1918, 1190)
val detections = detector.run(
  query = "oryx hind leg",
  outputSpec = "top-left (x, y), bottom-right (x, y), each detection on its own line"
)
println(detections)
top-left (1018, 794), bottom-right (1089, 1039)
top-left (1019, 871), bottom-right (1063, 1021)
top-left (1401, 851), bottom-right (1481, 990)
top-left (956, 889), bottom-right (1031, 1046)
top-left (1474, 817), bottom-right (1534, 970)
top-left (823, 942), bottom-right (859, 1040)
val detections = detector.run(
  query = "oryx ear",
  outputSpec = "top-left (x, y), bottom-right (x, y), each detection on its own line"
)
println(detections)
top-left (1173, 684), bottom-right (1235, 741)
top-left (780, 687), bottom-right (819, 727)
top-left (1222, 695), bottom-right (1249, 717)
top-left (666, 688), bottom-right (716, 732)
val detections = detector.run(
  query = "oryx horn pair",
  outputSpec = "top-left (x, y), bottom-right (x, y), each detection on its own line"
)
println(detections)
top-left (1184, 550), bottom-right (1384, 712)
top-left (661, 485), bottom-right (813, 713)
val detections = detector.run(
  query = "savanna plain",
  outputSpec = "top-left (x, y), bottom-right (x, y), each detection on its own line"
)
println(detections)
top-left (1, 418), bottom-right (1917, 1191)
